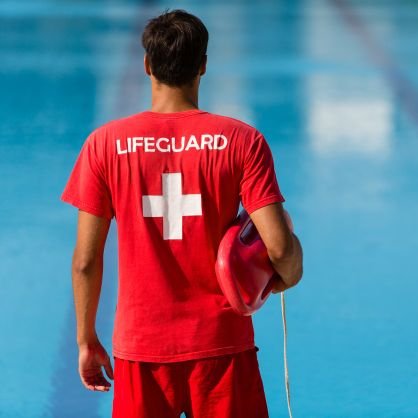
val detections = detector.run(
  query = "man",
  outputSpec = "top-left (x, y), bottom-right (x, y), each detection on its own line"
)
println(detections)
top-left (61, 8), bottom-right (303, 418)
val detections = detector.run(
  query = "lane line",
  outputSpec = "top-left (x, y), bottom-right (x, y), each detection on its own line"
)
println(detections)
top-left (330, 0), bottom-right (418, 126)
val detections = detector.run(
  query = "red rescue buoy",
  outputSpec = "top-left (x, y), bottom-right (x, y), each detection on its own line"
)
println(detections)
top-left (215, 209), bottom-right (294, 315)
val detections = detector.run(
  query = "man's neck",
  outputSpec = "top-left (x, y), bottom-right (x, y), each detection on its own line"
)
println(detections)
top-left (149, 79), bottom-right (199, 113)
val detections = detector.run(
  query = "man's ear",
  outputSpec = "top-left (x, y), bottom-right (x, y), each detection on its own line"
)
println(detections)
top-left (200, 54), bottom-right (207, 76)
top-left (144, 54), bottom-right (152, 76)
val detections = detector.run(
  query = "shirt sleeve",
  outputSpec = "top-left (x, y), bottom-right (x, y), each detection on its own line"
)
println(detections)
top-left (239, 132), bottom-right (285, 214)
top-left (60, 132), bottom-right (115, 220)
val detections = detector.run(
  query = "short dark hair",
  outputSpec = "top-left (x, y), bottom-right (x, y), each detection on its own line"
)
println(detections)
top-left (141, 9), bottom-right (209, 87)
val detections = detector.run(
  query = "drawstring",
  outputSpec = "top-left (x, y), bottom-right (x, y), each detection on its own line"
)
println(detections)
top-left (281, 291), bottom-right (293, 418)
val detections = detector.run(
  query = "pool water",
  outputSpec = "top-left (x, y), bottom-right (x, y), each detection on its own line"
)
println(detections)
top-left (1, 0), bottom-right (417, 417)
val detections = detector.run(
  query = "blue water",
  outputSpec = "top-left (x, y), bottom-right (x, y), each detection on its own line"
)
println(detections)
top-left (1, 0), bottom-right (417, 417)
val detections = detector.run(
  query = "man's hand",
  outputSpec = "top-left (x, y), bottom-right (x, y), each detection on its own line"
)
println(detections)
top-left (270, 272), bottom-right (288, 294)
top-left (78, 339), bottom-right (114, 392)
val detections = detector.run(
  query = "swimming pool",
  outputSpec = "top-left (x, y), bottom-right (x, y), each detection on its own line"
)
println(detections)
top-left (1, 0), bottom-right (417, 416)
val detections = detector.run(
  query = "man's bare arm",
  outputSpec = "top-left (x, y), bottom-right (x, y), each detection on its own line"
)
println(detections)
top-left (72, 210), bottom-right (111, 346)
top-left (249, 202), bottom-right (303, 292)
top-left (71, 210), bottom-right (114, 392)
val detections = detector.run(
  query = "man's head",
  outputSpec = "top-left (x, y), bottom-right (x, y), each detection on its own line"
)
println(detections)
top-left (142, 9), bottom-right (208, 87)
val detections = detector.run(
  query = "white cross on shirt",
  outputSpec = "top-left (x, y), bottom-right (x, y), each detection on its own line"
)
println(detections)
top-left (142, 172), bottom-right (202, 240)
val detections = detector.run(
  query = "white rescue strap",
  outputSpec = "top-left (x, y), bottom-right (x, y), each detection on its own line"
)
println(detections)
top-left (281, 291), bottom-right (293, 418)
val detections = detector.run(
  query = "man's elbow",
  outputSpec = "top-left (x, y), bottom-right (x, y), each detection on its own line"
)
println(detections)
top-left (72, 253), bottom-right (102, 276)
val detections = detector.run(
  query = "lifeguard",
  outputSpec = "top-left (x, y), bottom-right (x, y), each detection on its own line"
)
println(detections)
top-left (116, 133), bottom-right (228, 154)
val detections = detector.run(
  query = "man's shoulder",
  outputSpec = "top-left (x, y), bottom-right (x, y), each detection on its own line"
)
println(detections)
top-left (83, 114), bottom-right (145, 149)
top-left (90, 113), bottom-right (139, 136)
top-left (204, 111), bottom-right (259, 134)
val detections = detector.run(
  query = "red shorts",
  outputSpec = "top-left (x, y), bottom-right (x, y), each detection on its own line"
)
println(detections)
top-left (111, 346), bottom-right (269, 418)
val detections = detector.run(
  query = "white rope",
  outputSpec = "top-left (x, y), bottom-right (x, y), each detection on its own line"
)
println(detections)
top-left (281, 291), bottom-right (293, 418)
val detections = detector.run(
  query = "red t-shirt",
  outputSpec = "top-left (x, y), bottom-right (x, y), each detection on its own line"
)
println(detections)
top-left (61, 108), bottom-right (285, 362)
